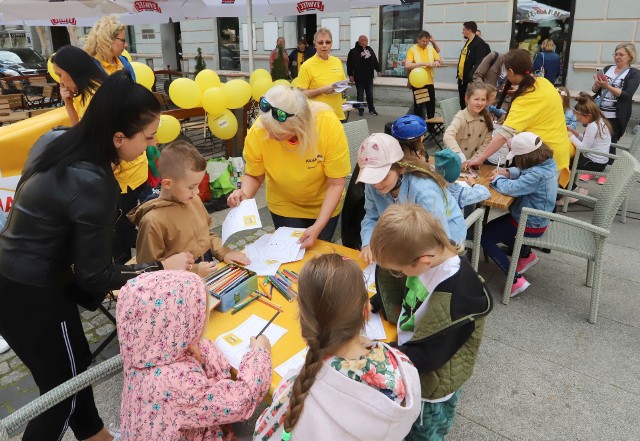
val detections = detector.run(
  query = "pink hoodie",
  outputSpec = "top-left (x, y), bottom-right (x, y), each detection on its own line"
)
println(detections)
top-left (117, 271), bottom-right (271, 441)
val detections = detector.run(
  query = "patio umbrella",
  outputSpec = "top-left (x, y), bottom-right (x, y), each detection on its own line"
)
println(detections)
top-left (0, 0), bottom-right (129, 23)
top-left (516, 0), bottom-right (570, 23)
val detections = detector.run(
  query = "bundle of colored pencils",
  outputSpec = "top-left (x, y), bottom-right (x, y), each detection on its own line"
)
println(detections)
top-left (266, 270), bottom-right (298, 302)
top-left (203, 265), bottom-right (255, 297)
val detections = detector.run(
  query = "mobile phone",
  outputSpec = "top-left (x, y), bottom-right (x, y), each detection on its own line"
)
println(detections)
top-left (596, 68), bottom-right (607, 81)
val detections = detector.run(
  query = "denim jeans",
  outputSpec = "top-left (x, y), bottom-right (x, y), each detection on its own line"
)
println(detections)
top-left (269, 212), bottom-right (340, 242)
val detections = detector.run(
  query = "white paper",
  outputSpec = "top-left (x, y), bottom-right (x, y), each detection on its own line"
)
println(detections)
top-left (332, 80), bottom-right (351, 93)
top-left (245, 234), bottom-right (279, 276)
top-left (362, 312), bottom-right (387, 340)
top-left (222, 199), bottom-right (262, 244)
top-left (263, 227), bottom-right (304, 264)
top-left (215, 314), bottom-right (287, 369)
top-left (363, 262), bottom-right (377, 294)
top-left (274, 347), bottom-right (309, 378)
top-left (455, 180), bottom-right (471, 189)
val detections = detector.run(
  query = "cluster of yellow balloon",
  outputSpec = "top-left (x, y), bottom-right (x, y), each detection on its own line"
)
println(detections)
top-left (409, 67), bottom-right (429, 89)
top-left (156, 114), bottom-right (181, 144)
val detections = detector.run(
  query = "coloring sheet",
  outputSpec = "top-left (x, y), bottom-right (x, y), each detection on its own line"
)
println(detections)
top-left (215, 314), bottom-right (287, 369)
top-left (362, 312), bottom-right (387, 341)
top-left (263, 227), bottom-right (305, 264)
top-left (275, 347), bottom-right (309, 378)
top-left (363, 262), bottom-right (377, 294)
top-left (222, 199), bottom-right (262, 244)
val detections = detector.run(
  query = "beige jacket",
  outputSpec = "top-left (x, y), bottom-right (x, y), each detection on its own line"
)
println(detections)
top-left (443, 108), bottom-right (493, 161)
top-left (127, 196), bottom-right (230, 274)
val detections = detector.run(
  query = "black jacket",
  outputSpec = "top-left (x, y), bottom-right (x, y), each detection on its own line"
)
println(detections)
top-left (347, 42), bottom-right (380, 80)
top-left (288, 46), bottom-right (316, 79)
top-left (458, 36), bottom-right (491, 83)
top-left (0, 129), bottom-right (162, 310)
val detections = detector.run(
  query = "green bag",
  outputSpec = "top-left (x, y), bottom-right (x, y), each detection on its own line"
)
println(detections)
top-left (206, 158), bottom-right (236, 199)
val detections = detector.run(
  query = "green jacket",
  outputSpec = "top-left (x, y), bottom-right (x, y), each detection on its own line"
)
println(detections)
top-left (376, 257), bottom-right (492, 399)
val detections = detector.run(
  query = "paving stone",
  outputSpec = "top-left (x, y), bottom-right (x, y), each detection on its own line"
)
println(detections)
top-left (96, 324), bottom-right (116, 337)
top-left (80, 310), bottom-right (100, 320)
top-left (0, 369), bottom-right (29, 387)
top-left (0, 350), bottom-right (15, 363)
top-left (0, 362), bottom-right (9, 376)
top-left (81, 321), bottom-right (94, 332)
top-left (8, 358), bottom-right (22, 369)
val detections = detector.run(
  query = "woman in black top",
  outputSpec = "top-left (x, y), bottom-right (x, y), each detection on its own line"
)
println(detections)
top-left (0, 72), bottom-right (193, 441)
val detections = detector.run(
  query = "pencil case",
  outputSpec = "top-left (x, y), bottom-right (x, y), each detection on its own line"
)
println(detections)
top-left (204, 266), bottom-right (258, 312)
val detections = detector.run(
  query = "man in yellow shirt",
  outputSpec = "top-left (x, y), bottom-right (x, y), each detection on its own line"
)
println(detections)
top-left (405, 30), bottom-right (441, 120)
top-left (288, 38), bottom-right (316, 79)
top-left (297, 28), bottom-right (347, 120)
top-left (457, 21), bottom-right (491, 109)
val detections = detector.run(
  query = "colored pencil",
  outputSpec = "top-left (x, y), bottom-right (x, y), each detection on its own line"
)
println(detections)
top-left (252, 293), bottom-right (284, 312)
top-left (231, 295), bottom-right (259, 314)
top-left (256, 311), bottom-right (280, 337)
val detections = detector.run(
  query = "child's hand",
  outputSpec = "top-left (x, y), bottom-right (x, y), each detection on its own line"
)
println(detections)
top-left (197, 261), bottom-right (218, 277)
top-left (359, 246), bottom-right (373, 264)
top-left (462, 175), bottom-right (477, 186)
top-left (250, 335), bottom-right (271, 351)
top-left (162, 252), bottom-right (195, 271)
top-left (188, 342), bottom-right (204, 364)
top-left (491, 169), bottom-right (509, 179)
top-left (224, 251), bottom-right (251, 266)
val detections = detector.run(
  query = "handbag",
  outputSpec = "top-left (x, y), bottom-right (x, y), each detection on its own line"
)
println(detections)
top-left (533, 53), bottom-right (545, 78)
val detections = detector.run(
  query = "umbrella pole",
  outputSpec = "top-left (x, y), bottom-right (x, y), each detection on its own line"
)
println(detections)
top-left (247, 0), bottom-right (254, 72)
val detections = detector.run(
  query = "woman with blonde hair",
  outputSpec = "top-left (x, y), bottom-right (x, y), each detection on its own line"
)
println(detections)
top-left (253, 253), bottom-right (421, 440)
top-left (84, 16), bottom-right (148, 263)
top-left (227, 85), bottom-right (350, 248)
top-left (532, 38), bottom-right (560, 83)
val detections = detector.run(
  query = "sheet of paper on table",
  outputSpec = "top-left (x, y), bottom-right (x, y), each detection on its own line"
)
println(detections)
top-left (455, 180), bottom-right (471, 188)
top-left (275, 347), bottom-right (309, 378)
top-left (332, 80), bottom-right (351, 93)
top-left (263, 227), bottom-right (305, 264)
top-left (362, 312), bottom-right (387, 340)
top-left (363, 262), bottom-right (377, 294)
top-left (244, 232), bottom-right (305, 276)
top-left (222, 199), bottom-right (262, 244)
top-left (215, 314), bottom-right (287, 369)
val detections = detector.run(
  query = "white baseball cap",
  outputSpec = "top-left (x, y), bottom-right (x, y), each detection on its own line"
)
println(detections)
top-left (356, 133), bottom-right (404, 184)
top-left (506, 132), bottom-right (543, 161)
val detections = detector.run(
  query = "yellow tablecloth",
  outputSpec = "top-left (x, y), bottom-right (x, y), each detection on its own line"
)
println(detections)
top-left (204, 240), bottom-right (397, 394)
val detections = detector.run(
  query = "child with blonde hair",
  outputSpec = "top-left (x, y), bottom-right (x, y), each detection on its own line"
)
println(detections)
top-left (370, 203), bottom-right (492, 441)
top-left (557, 86), bottom-right (577, 130)
top-left (254, 254), bottom-right (422, 440)
top-left (117, 271), bottom-right (271, 440)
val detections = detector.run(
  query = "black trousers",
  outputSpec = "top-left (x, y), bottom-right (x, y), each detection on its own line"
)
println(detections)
top-left (0, 274), bottom-right (103, 440)
top-left (269, 212), bottom-right (340, 242)
top-left (411, 84), bottom-right (436, 121)
top-left (458, 79), bottom-right (468, 110)
top-left (355, 77), bottom-right (375, 113)
top-left (113, 182), bottom-right (150, 264)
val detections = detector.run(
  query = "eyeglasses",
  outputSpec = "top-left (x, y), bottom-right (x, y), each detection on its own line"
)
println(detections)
top-left (613, 52), bottom-right (628, 57)
top-left (259, 97), bottom-right (295, 122)
top-left (315, 40), bottom-right (332, 46)
top-left (387, 253), bottom-right (438, 278)
top-left (114, 37), bottom-right (126, 43)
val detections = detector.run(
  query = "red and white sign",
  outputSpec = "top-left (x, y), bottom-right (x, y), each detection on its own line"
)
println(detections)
top-left (0, 175), bottom-right (20, 214)
top-left (50, 18), bottom-right (77, 26)
top-left (133, 1), bottom-right (162, 13)
top-left (296, 1), bottom-right (324, 13)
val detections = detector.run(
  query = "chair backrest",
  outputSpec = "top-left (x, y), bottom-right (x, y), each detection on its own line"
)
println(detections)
top-left (3, 93), bottom-right (24, 110)
top-left (343, 119), bottom-right (370, 174)
top-left (440, 97), bottom-right (461, 128)
top-left (626, 129), bottom-right (640, 156)
top-left (153, 92), bottom-right (171, 111)
top-left (29, 77), bottom-right (47, 87)
top-left (592, 150), bottom-right (640, 228)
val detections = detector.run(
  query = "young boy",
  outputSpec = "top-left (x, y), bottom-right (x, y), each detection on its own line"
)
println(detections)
top-left (369, 203), bottom-right (492, 440)
top-left (128, 140), bottom-right (249, 276)
top-left (434, 148), bottom-right (490, 210)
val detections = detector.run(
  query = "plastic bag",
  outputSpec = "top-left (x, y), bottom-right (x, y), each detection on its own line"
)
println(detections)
top-left (206, 158), bottom-right (236, 199)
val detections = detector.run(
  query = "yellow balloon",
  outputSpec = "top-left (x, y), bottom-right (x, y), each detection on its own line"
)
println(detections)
top-left (290, 77), bottom-right (300, 88)
top-left (121, 49), bottom-right (133, 62)
top-left (156, 114), bottom-right (181, 144)
top-left (169, 77), bottom-right (201, 109)
top-left (47, 57), bottom-right (60, 83)
top-left (409, 67), bottom-right (428, 89)
top-left (222, 79), bottom-right (252, 109)
top-left (131, 61), bottom-right (155, 90)
top-left (208, 110), bottom-right (238, 140)
top-left (201, 87), bottom-right (227, 117)
top-left (251, 78), bottom-right (272, 102)
top-left (195, 69), bottom-right (221, 93)
top-left (272, 79), bottom-right (291, 88)
top-left (250, 68), bottom-right (271, 85)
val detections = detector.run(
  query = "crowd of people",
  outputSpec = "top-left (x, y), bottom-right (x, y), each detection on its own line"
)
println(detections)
top-left (0, 14), bottom-right (638, 441)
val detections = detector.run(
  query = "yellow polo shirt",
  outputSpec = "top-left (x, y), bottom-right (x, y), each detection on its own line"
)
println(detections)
top-left (458, 38), bottom-right (472, 80)
top-left (95, 56), bottom-right (149, 193)
top-left (243, 109), bottom-right (350, 218)
top-left (503, 77), bottom-right (574, 187)
top-left (297, 55), bottom-right (347, 120)
top-left (406, 44), bottom-right (439, 85)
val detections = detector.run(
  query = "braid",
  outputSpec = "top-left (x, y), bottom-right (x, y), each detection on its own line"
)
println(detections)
top-left (480, 107), bottom-right (494, 132)
top-left (397, 160), bottom-right (452, 216)
top-left (282, 342), bottom-right (326, 433)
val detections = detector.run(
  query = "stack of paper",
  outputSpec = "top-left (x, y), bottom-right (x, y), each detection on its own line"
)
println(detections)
top-left (244, 227), bottom-right (305, 276)
top-left (331, 80), bottom-right (351, 93)
top-left (215, 314), bottom-right (287, 369)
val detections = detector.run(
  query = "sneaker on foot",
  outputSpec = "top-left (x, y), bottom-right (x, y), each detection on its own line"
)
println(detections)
top-left (511, 276), bottom-right (530, 297)
top-left (579, 173), bottom-right (594, 181)
top-left (358, 108), bottom-right (364, 116)
top-left (516, 252), bottom-right (539, 274)
top-left (597, 176), bottom-right (607, 185)
top-left (369, 110), bottom-right (379, 116)
top-left (0, 337), bottom-right (9, 354)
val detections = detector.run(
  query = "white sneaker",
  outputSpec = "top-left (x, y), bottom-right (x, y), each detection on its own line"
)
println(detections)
top-left (0, 337), bottom-right (10, 354)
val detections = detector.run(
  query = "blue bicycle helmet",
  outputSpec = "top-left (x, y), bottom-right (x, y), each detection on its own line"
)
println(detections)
top-left (391, 115), bottom-right (428, 141)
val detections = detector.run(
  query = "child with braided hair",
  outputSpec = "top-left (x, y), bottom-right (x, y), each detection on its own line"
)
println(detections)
top-left (253, 254), bottom-right (422, 440)
top-left (356, 133), bottom-right (466, 264)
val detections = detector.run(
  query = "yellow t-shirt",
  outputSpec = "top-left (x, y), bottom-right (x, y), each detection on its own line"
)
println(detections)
top-left (95, 56), bottom-right (149, 193)
top-left (72, 94), bottom-right (91, 120)
top-left (297, 51), bottom-right (304, 69)
top-left (297, 55), bottom-right (347, 120)
top-left (243, 109), bottom-right (351, 218)
top-left (504, 77), bottom-right (574, 187)
top-left (406, 44), bottom-right (439, 85)
top-left (458, 38), bottom-right (472, 80)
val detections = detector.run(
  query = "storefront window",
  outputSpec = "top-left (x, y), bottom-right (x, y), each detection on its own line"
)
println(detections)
top-left (511, 0), bottom-right (575, 85)
top-left (217, 18), bottom-right (241, 71)
top-left (379, 1), bottom-right (422, 77)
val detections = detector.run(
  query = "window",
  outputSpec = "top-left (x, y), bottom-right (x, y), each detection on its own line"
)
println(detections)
top-left (218, 18), bottom-right (241, 71)
top-left (141, 28), bottom-right (156, 40)
top-left (511, 0), bottom-right (575, 85)
top-left (379, 1), bottom-right (422, 77)
top-left (126, 27), bottom-right (137, 53)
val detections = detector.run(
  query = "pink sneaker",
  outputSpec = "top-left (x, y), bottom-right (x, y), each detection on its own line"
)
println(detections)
top-left (516, 252), bottom-right (539, 273)
top-left (597, 176), bottom-right (607, 185)
top-left (511, 276), bottom-right (530, 297)
top-left (579, 173), bottom-right (594, 181)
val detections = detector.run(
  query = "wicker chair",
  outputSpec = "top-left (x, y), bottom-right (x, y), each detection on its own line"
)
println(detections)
top-left (0, 355), bottom-right (123, 441)
top-left (561, 130), bottom-right (640, 223)
top-left (343, 119), bottom-right (370, 180)
top-left (502, 150), bottom-right (640, 323)
top-left (464, 207), bottom-right (485, 272)
top-left (439, 97), bottom-right (461, 129)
